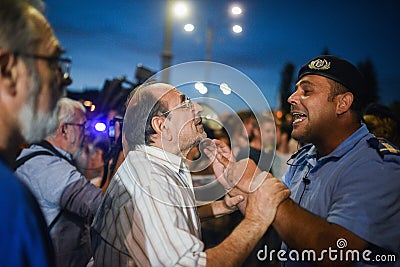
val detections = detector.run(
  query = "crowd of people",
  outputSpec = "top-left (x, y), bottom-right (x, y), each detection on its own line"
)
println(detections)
top-left (0, 1), bottom-right (399, 267)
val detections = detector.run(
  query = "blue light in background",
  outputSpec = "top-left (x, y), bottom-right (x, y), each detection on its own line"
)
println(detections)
top-left (95, 122), bottom-right (107, 132)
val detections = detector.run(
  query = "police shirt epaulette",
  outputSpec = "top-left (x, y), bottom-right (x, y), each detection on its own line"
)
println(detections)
top-left (367, 137), bottom-right (400, 157)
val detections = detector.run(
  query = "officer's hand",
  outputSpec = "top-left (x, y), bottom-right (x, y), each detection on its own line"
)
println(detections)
top-left (245, 175), bottom-right (290, 226)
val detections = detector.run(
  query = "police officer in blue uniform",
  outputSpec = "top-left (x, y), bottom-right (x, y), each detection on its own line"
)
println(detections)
top-left (271, 55), bottom-right (400, 266)
top-left (212, 54), bottom-right (400, 265)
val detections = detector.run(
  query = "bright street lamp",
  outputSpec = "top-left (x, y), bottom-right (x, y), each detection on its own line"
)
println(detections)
top-left (232, 24), bottom-right (243, 34)
top-left (231, 6), bottom-right (242, 15)
top-left (220, 83), bottom-right (232, 95)
top-left (174, 2), bottom-right (188, 17)
top-left (162, 1), bottom-right (244, 81)
top-left (184, 23), bottom-right (195, 32)
top-left (162, 1), bottom-right (190, 83)
top-left (195, 82), bottom-right (208, 94)
top-left (182, 5), bottom-right (244, 61)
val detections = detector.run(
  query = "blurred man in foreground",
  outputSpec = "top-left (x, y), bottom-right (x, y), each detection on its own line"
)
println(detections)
top-left (0, 0), bottom-right (71, 265)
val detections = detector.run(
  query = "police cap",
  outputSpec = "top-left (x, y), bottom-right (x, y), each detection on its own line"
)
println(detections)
top-left (297, 55), bottom-right (366, 95)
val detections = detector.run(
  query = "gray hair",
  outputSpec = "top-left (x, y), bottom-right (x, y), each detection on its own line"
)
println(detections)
top-left (57, 97), bottom-right (86, 125)
top-left (0, 0), bottom-right (46, 97)
top-left (0, 0), bottom-right (45, 55)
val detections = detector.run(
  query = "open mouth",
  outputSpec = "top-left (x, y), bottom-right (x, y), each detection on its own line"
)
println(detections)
top-left (292, 112), bottom-right (307, 124)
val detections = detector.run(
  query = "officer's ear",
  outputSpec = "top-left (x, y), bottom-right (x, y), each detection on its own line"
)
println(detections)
top-left (336, 92), bottom-right (353, 116)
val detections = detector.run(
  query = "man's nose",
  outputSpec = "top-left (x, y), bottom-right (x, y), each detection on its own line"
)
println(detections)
top-left (287, 90), bottom-right (299, 106)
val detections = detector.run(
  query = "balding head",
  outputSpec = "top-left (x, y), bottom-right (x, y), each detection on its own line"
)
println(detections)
top-left (123, 82), bottom-right (206, 157)
top-left (123, 82), bottom-right (173, 152)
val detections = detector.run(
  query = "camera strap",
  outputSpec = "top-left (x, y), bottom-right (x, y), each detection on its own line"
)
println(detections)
top-left (13, 140), bottom-right (75, 232)
top-left (13, 150), bottom-right (53, 171)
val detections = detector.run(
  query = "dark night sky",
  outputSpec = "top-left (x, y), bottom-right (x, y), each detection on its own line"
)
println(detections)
top-left (44, 0), bottom-right (400, 110)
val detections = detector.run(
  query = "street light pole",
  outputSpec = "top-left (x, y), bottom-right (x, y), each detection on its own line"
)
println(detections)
top-left (161, 0), bottom-right (173, 83)
top-left (184, 5), bottom-right (243, 62)
top-left (205, 20), bottom-right (214, 61)
top-left (162, 2), bottom-right (242, 80)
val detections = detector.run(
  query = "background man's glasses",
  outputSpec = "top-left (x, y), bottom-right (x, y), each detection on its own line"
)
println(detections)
top-left (161, 98), bottom-right (193, 116)
top-left (14, 52), bottom-right (72, 80)
top-left (65, 122), bottom-right (86, 131)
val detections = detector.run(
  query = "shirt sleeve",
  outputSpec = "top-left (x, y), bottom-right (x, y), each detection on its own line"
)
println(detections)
top-left (327, 157), bottom-right (400, 252)
top-left (59, 170), bottom-right (103, 219)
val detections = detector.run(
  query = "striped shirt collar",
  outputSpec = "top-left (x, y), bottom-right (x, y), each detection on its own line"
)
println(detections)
top-left (137, 145), bottom-right (185, 174)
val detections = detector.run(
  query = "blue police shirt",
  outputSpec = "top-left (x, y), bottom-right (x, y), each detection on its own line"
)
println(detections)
top-left (282, 125), bottom-right (400, 266)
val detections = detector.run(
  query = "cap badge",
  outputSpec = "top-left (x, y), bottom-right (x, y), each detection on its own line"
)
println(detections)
top-left (308, 59), bottom-right (331, 70)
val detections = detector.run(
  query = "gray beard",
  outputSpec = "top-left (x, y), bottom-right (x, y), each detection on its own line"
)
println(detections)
top-left (18, 72), bottom-right (59, 143)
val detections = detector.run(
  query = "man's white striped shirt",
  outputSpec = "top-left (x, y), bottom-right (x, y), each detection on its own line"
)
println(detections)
top-left (91, 146), bottom-right (207, 266)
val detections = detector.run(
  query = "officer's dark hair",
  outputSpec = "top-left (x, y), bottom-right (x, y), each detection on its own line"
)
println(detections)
top-left (327, 79), bottom-right (363, 122)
